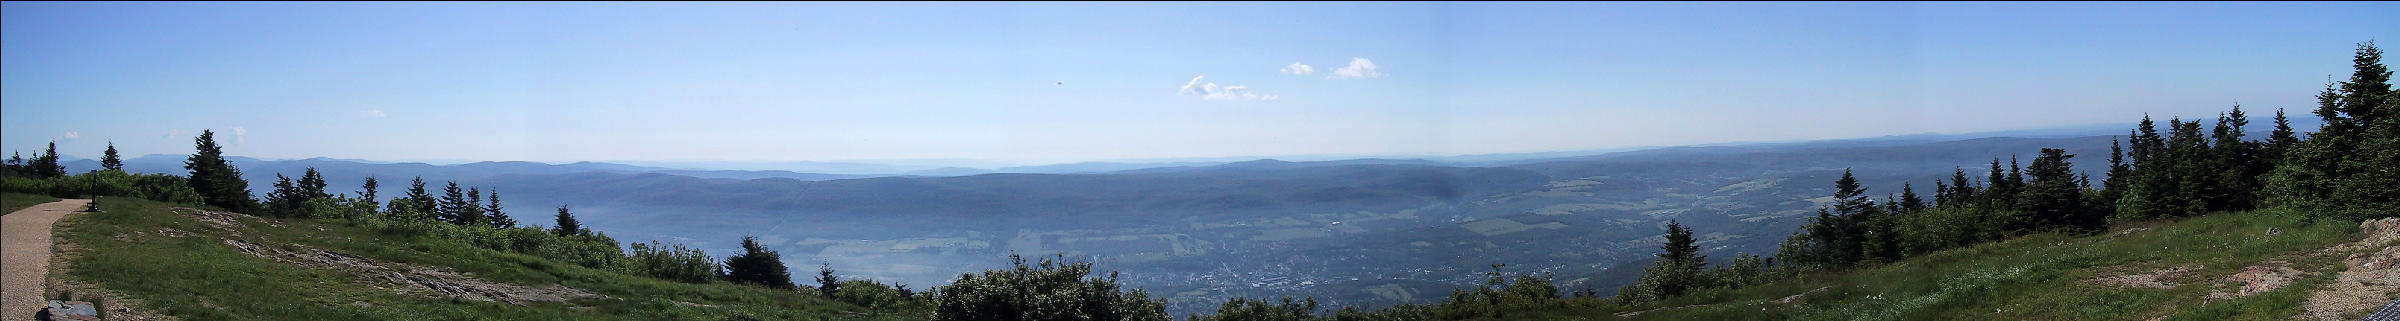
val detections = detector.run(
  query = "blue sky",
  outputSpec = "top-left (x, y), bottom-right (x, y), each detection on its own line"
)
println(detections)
top-left (5, 2), bottom-right (2395, 164)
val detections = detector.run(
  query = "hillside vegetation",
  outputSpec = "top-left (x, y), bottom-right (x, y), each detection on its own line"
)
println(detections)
top-left (1517, 209), bottom-right (2390, 320)
top-left (47, 196), bottom-right (915, 321)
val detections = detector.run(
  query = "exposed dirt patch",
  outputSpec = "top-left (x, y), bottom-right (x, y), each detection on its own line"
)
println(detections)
top-left (2300, 217), bottom-right (2400, 320)
top-left (221, 239), bottom-right (606, 305)
top-left (170, 207), bottom-right (256, 229)
top-left (1776, 286), bottom-right (1831, 304)
top-left (2089, 265), bottom-right (2199, 289)
top-left (2209, 262), bottom-right (2309, 300)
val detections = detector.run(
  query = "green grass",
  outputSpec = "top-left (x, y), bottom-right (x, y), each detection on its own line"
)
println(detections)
top-left (1512, 208), bottom-right (2366, 320)
top-left (3, 192), bottom-right (61, 214)
top-left (54, 196), bottom-right (924, 321)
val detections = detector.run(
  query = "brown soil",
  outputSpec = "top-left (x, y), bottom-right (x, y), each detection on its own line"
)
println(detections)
top-left (2208, 261), bottom-right (2309, 301)
top-left (2089, 265), bottom-right (2200, 289)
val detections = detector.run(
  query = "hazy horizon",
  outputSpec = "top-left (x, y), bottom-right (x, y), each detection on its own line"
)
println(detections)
top-left (7, 2), bottom-right (2395, 164)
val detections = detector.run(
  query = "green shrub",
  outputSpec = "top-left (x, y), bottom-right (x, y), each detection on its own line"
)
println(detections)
top-left (930, 254), bottom-right (1169, 321)
top-left (625, 241), bottom-right (721, 284)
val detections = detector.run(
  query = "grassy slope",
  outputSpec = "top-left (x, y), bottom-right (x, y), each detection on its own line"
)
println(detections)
top-left (3, 192), bottom-right (61, 214)
top-left (53, 196), bottom-right (923, 321)
top-left (1527, 208), bottom-right (2367, 321)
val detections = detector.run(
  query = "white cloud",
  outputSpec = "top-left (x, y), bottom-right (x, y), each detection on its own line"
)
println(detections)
top-left (61, 132), bottom-right (79, 140)
top-left (163, 129), bottom-right (185, 140)
top-left (1281, 62), bottom-right (1315, 75)
top-left (1180, 76), bottom-right (1278, 101)
top-left (1329, 57), bottom-right (1381, 79)
top-left (363, 109), bottom-right (387, 118)
top-left (231, 126), bottom-right (247, 144)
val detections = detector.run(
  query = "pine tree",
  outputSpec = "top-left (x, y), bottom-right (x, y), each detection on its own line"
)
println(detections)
top-left (100, 142), bottom-right (123, 172)
top-left (1985, 159), bottom-right (2012, 204)
top-left (2105, 139), bottom-right (2130, 193)
top-left (553, 205), bottom-right (583, 236)
top-left (1650, 220), bottom-right (1706, 297)
top-left (1898, 183), bottom-right (1925, 212)
top-left (358, 176), bottom-right (380, 210)
top-left (2020, 148), bottom-right (2096, 232)
top-left (724, 236), bottom-right (797, 290)
top-left (265, 174), bottom-right (299, 216)
top-left (184, 130), bottom-right (255, 213)
top-left (406, 177), bottom-right (435, 218)
top-left (2323, 41), bottom-right (2400, 221)
top-left (2165, 118), bottom-right (2211, 216)
top-left (32, 141), bottom-right (64, 178)
top-left (464, 187), bottom-right (486, 226)
top-left (2265, 108), bottom-right (2299, 162)
top-left (439, 182), bottom-right (469, 225)
top-left (1942, 167), bottom-right (1977, 207)
top-left (2211, 106), bottom-right (2262, 211)
top-left (485, 190), bottom-right (514, 228)
top-left (298, 167), bottom-right (329, 201)
top-left (818, 264), bottom-right (842, 298)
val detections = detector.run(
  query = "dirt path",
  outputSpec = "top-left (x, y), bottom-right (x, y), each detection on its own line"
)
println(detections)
top-left (2, 199), bottom-right (88, 321)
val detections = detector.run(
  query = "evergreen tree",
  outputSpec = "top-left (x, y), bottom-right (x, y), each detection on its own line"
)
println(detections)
top-left (724, 236), bottom-right (798, 290)
top-left (485, 190), bottom-right (514, 228)
top-left (1985, 159), bottom-right (2011, 203)
top-left (818, 264), bottom-right (842, 298)
top-left (553, 205), bottom-right (583, 236)
top-left (439, 182), bottom-right (470, 225)
top-left (406, 177), bottom-right (435, 218)
top-left (4, 151), bottom-right (22, 176)
top-left (464, 187), bottom-right (486, 226)
top-left (1942, 167), bottom-right (1977, 208)
top-left (2105, 139), bottom-right (2130, 194)
top-left (2164, 118), bottom-right (2212, 216)
top-left (2324, 41), bottom-right (2400, 221)
top-left (1898, 183), bottom-right (1926, 212)
top-left (358, 176), bottom-right (380, 210)
top-left (100, 142), bottom-right (123, 172)
top-left (2211, 106), bottom-right (2263, 211)
top-left (2020, 148), bottom-right (2097, 232)
top-left (298, 167), bottom-right (330, 201)
top-left (32, 141), bottom-right (64, 178)
top-left (265, 174), bottom-right (299, 216)
top-left (2265, 108), bottom-right (2299, 162)
top-left (1649, 220), bottom-right (1706, 298)
top-left (184, 130), bottom-right (255, 213)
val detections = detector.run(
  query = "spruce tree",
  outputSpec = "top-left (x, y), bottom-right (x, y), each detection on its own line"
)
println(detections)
top-left (184, 130), bottom-right (255, 213)
top-left (32, 141), bottom-right (64, 178)
top-left (2265, 108), bottom-right (2299, 162)
top-left (298, 167), bottom-right (329, 201)
top-left (100, 142), bottom-right (123, 172)
top-left (265, 174), bottom-right (298, 216)
top-left (724, 236), bottom-right (798, 290)
top-left (2211, 106), bottom-right (2261, 211)
top-left (485, 190), bottom-right (514, 228)
top-left (358, 176), bottom-right (380, 210)
top-left (2165, 118), bottom-right (2211, 216)
top-left (465, 188), bottom-right (485, 226)
top-left (1651, 220), bottom-right (1705, 297)
top-left (1898, 183), bottom-right (1925, 212)
top-left (2020, 148), bottom-right (2095, 232)
top-left (553, 205), bottom-right (583, 236)
top-left (440, 182), bottom-right (469, 225)
top-left (818, 264), bottom-right (842, 298)
top-left (406, 177), bottom-right (435, 218)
